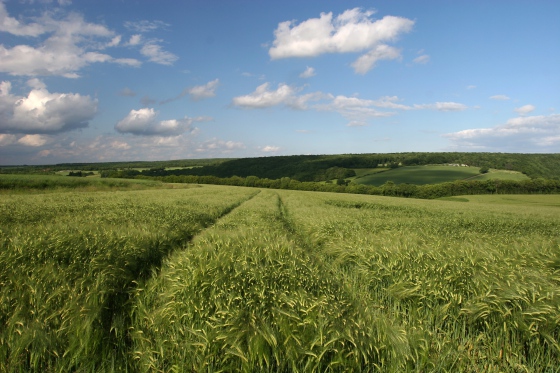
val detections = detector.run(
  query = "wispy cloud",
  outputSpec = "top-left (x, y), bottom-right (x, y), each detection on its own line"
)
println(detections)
top-left (299, 66), bottom-right (316, 78)
top-left (140, 40), bottom-right (178, 65)
top-left (490, 94), bottom-right (510, 100)
top-left (0, 5), bottom-right (143, 77)
top-left (413, 54), bottom-right (430, 64)
top-left (514, 104), bottom-right (535, 116)
top-left (444, 113), bottom-right (560, 151)
top-left (232, 83), bottom-right (325, 110)
top-left (115, 108), bottom-right (209, 136)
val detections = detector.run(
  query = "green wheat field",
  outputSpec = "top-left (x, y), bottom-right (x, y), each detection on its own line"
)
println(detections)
top-left (1, 182), bottom-right (559, 372)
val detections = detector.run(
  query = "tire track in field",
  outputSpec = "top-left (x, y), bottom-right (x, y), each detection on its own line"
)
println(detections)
top-left (103, 189), bottom-right (262, 369)
top-left (274, 192), bottom-right (376, 319)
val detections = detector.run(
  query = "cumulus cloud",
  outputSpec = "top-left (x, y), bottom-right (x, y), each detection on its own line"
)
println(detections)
top-left (444, 114), bottom-right (560, 151)
top-left (0, 7), bottom-right (142, 77)
top-left (514, 104), bottom-right (535, 116)
top-left (490, 94), bottom-right (510, 100)
top-left (0, 80), bottom-right (97, 134)
top-left (115, 108), bottom-right (209, 136)
top-left (269, 8), bottom-right (413, 74)
top-left (299, 66), bottom-right (316, 78)
top-left (269, 8), bottom-right (413, 58)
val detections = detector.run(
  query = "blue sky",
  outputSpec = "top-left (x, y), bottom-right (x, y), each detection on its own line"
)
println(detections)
top-left (0, 0), bottom-right (559, 165)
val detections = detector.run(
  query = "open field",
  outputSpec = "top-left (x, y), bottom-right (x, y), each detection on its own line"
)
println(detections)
top-left (0, 174), bottom-right (165, 193)
top-left (352, 165), bottom-right (531, 186)
top-left (1, 184), bottom-right (559, 372)
top-left (466, 168), bottom-right (531, 182)
top-left (451, 194), bottom-right (560, 207)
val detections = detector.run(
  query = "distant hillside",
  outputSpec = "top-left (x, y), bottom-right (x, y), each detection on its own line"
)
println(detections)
top-left (141, 153), bottom-right (560, 181)
top-left (353, 165), bottom-right (530, 186)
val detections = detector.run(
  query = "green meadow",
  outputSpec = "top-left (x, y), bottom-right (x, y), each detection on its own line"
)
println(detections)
top-left (352, 165), bottom-right (530, 186)
top-left (1, 179), bottom-right (559, 372)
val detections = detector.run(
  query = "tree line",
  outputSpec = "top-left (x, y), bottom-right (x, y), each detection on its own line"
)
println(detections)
top-left (129, 174), bottom-right (560, 199)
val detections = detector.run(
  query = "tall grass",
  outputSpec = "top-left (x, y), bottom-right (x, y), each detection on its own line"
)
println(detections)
top-left (0, 174), bottom-right (162, 192)
top-left (0, 186), bottom-right (256, 372)
top-left (2, 185), bottom-right (559, 371)
top-left (280, 191), bottom-right (560, 371)
top-left (131, 190), bottom-right (410, 372)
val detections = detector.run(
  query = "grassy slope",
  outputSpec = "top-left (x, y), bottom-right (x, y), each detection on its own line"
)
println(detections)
top-left (353, 165), bottom-right (481, 186)
top-left (353, 165), bottom-right (530, 186)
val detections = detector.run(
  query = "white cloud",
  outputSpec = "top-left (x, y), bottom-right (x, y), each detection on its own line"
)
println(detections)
top-left (110, 140), bottom-right (130, 150)
top-left (269, 8), bottom-right (413, 74)
top-left (467, 85), bottom-right (477, 90)
top-left (124, 20), bottom-right (169, 33)
top-left (490, 94), bottom-right (510, 100)
top-left (0, 8), bottom-right (142, 77)
top-left (115, 108), bottom-right (207, 136)
top-left (413, 102), bottom-right (468, 111)
top-left (107, 35), bottom-right (121, 47)
top-left (0, 133), bottom-right (17, 146)
top-left (0, 80), bottom-right (97, 134)
top-left (233, 83), bottom-right (294, 108)
top-left (299, 66), bottom-right (316, 78)
top-left (270, 9), bottom-right (413, 58)
top-left (27, 78), bottom-right (46, 90)
top-left (196, 139), bottom-right (246, 153)
top-left (18, 134), bottom-right (48, 146)
top-left (140, 41), bottom-right (178, 65)
top-left (261, 145), bottom-right (280, 152)
top-left (444, 114), bottom-right (560, 151)
top-left (351, 44), bottom-right (401, 74)
top-left (188, 79), bottom-right (219, 100)
top-left (315, 95), bottom-right (396, 122)
top-left (413, 54), bottom-right (430, 64)
top-left (0, 2), bottom-right (46, 36)
top-left (232, 82), bottom-right (322, 110)
top-left (232, 82), bottom-right (468, 127)
top-left (514, 104), bottom-right (535, 116)
top-left (128, 34), bottom-right (142, 46)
